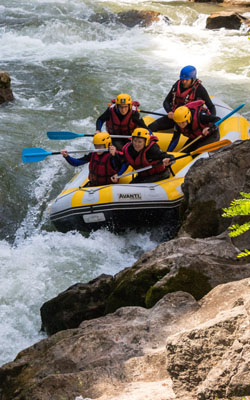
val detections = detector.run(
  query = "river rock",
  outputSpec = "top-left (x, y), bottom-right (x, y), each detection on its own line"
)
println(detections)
top-left (40, 274), bottom-right (114, 335)
top-left (117, 10), bottom-right (170, 27)
top-left (0, 70), bottom-right (14, 104)
top-left (206, 11), bottom-right (249, 29)
top-left (1, 278), bottom-right (250, 400)
top-left (89, 10), bottom-right (170, 27)
top-left (166, 278), bottom-right (250, 399)
top-left (192, 0), bottom-right (250, 6)
top-left (41, 232), bottom-right (250, 335)
top-left (180, 140), bottom-right (250, 247)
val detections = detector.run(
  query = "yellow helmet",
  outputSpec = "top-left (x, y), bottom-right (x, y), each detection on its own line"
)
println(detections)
top-left (132, 128), bottom-right (151, 146)
top-left (93, 132), bottom-right (111, 148)
top-left (115, 93), bottom-right (132, 109)
top-left (173, 106), bottom-right (191, 124)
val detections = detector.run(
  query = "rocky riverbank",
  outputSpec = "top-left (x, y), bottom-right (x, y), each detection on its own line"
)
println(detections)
top-left (1, 138), bottom-right (250, 399)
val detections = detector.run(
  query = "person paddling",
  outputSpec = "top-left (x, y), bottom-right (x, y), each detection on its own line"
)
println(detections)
top-left (148, 66), bottom-right (216, 147)
top-left (171, 100), bottom-right (220, 153)
top-left (95, 93), bottom-right (149, 150)
top-left (110, 128), bottom-right (174, 184)
top-left (61, 132), bottom-right (122, 186)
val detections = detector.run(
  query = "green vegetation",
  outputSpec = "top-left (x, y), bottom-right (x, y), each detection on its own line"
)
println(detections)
top-left (222, 192), bottom-right (250, 257)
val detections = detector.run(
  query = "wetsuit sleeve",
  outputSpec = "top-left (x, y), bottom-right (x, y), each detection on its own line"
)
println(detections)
top-left (64, 153), bottom-right (91, 167)
top-left (163, 82), bottom-right (177, 113)
top-left (167, 130), bottom-right (181, 152)
top-left (196, 85), bottom-right (216, 116)
top-left (117, 162), bottom-right (129, 176)
top-left (96, 108), bottom-right (111, 131)
top-left (132, 112), bottom-right (150, 129)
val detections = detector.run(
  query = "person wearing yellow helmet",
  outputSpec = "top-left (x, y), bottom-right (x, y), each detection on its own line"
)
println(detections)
top-left (95, 93), bottom-right (149, 150)
top-left (171, 100), bottom-right (220, 152)
top-left (61, 132), bottom-right (122, 186)
top-left (148, 66), bottom-right (217, 149)
top-left (110, 128), bottom-right (174, 184)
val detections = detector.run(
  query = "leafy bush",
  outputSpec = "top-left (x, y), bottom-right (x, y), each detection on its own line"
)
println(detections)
top-left (222, 192), bottom-right (250, 258)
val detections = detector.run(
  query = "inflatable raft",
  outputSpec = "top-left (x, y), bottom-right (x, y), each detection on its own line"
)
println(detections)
top-left (49, 98), bottom-right (250, 233)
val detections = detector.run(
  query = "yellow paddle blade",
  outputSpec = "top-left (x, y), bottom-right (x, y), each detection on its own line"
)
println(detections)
top-left (191, 139), bottom-right (232, 155)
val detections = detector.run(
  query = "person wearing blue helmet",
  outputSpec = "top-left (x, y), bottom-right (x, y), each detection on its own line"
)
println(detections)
top-left (148, 65), bottom-right (216, 151)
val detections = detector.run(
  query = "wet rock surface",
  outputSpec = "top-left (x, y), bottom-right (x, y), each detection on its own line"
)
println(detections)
top-left (0, 71), bottom-right (14, 104)
top-left (89, 9), bottom-right (170, 28)
top-left (206, 11), bottom-right (250, 29)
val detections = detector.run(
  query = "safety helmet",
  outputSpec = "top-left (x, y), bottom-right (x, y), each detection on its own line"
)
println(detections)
top-left (179, 65), bottom-right (197, 80)
top-left (132, 128), bottom-right (151, 146)
top-left (173, 106), bottom-right (192, 124)
top-left (115, 93), bottom-right (132, 109)
top-left (93, 132), bottom-right (112, 148)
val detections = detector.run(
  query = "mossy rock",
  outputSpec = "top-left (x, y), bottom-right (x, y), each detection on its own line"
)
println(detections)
top-left (182, 200), bottom-right (221, 238)
top-left (104, 266), bottom-right (170, 314)
top-left (145, 267), bottom-right (211, 308)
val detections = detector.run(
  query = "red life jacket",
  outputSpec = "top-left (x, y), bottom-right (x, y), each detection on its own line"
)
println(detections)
top-left (172, 79), bottom-right (201, 111)
top-left (179, 100), bottom-right (210, 139)
top-left (105, 100), bottom-right (140, 135)
top-left (89, 152), bottom-right (118, 185)
top-left (123, 136), bottom-right (166, 178)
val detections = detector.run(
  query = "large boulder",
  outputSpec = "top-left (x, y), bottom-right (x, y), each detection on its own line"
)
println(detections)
top-left (1, 278), bottom-right (250, 400)
top-left (180, 140), bottom-right (250, 245)
top-left (40, 274), bottom-right (114, 335)
top-left (166, 278), bottom-right (250, 399)
top-left (0, 70), bottom-right (14, 104)
top-left (206, 11), bottom-right (249, 29)
top-left (117, 10), bottom-right (170, 27)
top-left (41, 234), bottom-right (250, 335)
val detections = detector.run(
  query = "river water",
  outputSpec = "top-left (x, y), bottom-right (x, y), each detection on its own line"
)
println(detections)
top-left (0, 0), bottom-right (249, 366)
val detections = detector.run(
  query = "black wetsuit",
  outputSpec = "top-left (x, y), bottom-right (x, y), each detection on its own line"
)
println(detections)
top-left (148, 80), bottom-right (216, 133)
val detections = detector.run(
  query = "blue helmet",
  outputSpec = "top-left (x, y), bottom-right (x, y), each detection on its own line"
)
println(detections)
top-left (180, 65), bottom-right (197, 80)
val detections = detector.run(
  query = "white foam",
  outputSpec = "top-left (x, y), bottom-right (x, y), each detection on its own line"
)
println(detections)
top-left (0, 229), bottom-right (156, 365)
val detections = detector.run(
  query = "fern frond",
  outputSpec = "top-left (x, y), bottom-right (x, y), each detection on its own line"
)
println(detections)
top-left (222, 200), bottom-right (250, 217)
top-left (240, 192), bottom-right (250, 199)
top-left (228, 222), bottom-right (250, 237)
top-left (237, 249), bottom-right (250, 258)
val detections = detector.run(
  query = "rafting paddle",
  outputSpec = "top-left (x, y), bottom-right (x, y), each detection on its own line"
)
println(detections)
top-left (22, 148), bottom-right (109, 163)
top-left (139, 110), bottom-right (167, 117)
top-left (47, 131), bottom-right (131, 140)
top-left (117, 139), bottom-right (232, 179)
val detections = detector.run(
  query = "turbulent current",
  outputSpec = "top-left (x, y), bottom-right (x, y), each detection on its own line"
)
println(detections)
top-left (0, 0), bottom-right (249, 366)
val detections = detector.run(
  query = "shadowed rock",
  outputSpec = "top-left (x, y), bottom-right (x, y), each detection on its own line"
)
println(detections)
top-left (0, 70), bottom-right (14, 104)
top-left (206, 11), bottom-right (249, 29)
top-left (180, 140), bottom-right (250, 245)
top-left (40, 274), bottom-right (114, 335)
